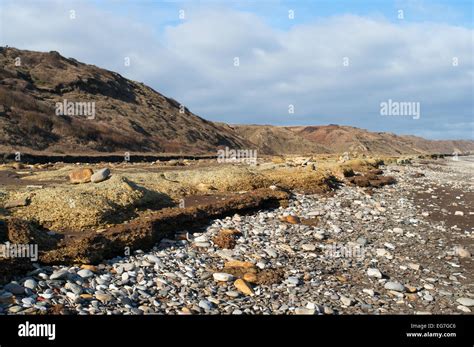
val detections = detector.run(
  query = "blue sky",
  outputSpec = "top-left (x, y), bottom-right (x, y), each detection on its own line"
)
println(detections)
top-left (89, 0), bottom-right (473, 28)
top-left (1, 0), bottom-right (473, 139)
top-left (87, 0), bottom-right (474, 34)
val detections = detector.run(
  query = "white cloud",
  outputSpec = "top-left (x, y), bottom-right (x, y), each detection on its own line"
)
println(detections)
top-left (0, 1), bottom-right (472, 139)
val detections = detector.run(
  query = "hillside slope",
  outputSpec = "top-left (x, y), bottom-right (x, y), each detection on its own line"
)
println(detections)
top-left (0, 47), bottom-right (249, 154)
top-left (230, 124), bottom-right (474, 156)
top-left (227, 124), bottom-right (332, 155)
top-left (291, 125), bottom-right (474, 155)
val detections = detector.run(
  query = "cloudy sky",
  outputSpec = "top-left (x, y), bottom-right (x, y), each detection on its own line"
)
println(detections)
top-left (0, 0), bottom-right (472, 140)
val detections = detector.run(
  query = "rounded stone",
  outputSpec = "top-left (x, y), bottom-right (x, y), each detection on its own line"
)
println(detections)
top-left (456, 297), bottom-right (474, 307)
top-left (4, 282), bottom-right (25, 295)
top-left (77, 269), bottom-right (94, 279)
top-left (213, 273), bottom-right (234, 282)
top-left (384, 281), bottom-right (405, 292)
top-left (23, 279), bottom-right (38, 290)
top-left (91, 168), bottom-right (111, 183)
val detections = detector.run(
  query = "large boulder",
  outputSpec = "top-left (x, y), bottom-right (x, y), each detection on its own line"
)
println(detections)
top-left (69, 168), bottom-right (94, 184)
top-left (91, 168), bottom-right (111, 183)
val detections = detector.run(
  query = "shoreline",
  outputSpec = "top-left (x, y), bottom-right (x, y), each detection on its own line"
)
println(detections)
top-left (0, 157), bottom-right (472, 314)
